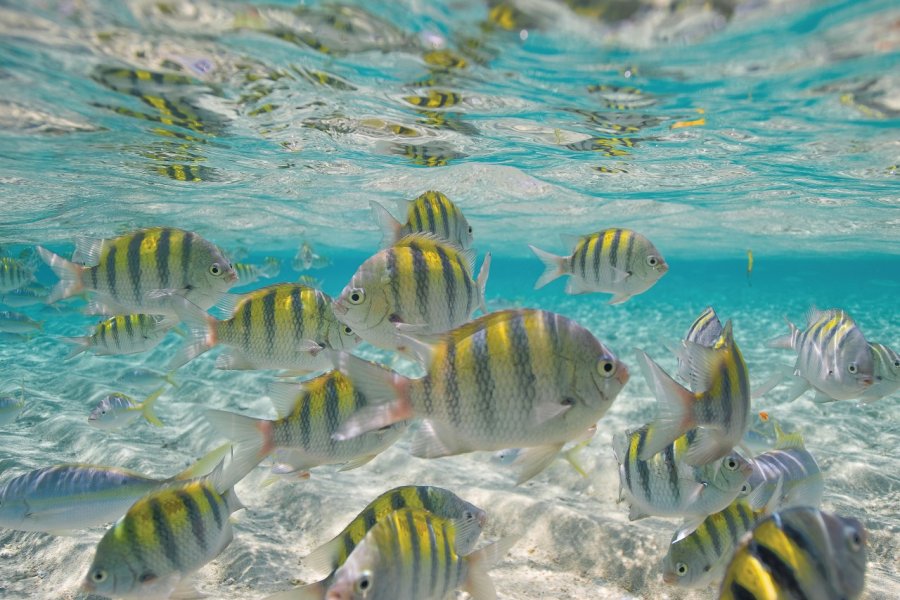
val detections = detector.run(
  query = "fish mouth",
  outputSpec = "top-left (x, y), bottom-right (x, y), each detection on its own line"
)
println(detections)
top-left (662, 571), bottom-right (677, 584)
top-left (81, 579), bottom-right (96, 593)
top-left (659, 262), bottom-right (670, 274)
top-left (616, 363), bottom-right (630, 385)
top-left (226, 271), bottom-right (238, 283)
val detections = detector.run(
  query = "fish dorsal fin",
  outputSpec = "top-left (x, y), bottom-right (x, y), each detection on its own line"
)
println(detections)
top-left (772, 422), bottom-right (805, 450)
top-left (268, 381), bottom-right (302, 419)
top-left (683, 340), bottom-right (721, 394)
top-left (73, 235), bottom-right (104, 266)
top-left (804, 306), bottom-right (832, 327)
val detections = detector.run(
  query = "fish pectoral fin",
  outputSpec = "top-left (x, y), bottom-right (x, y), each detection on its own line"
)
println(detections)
top-left (607, 291), bottom-right (633, 305)
top-left (168, 578), bottom-right (206, 600)
top-left (512, 443), bottom-right (565, 485)
top-left (610, 266), bottom-right (631, 283)
top-left (296, 339), bottom-right (324, 355)
top-left (338, 453), bottom-right (378, 472)
top-left (409, 420), bottom-right (458, 458)
top-left (215, 350), bottom-right (257, 370)
top-left (532, 396), bottom-right (577, 424)
top-left (627, 504), bottom-right (650, 521)
top-left (672, 518), bottom-right (703, 543)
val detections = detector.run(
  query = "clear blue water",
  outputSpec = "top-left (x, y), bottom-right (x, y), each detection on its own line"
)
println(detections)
top-left (0, 0), bottom-right (898, 599)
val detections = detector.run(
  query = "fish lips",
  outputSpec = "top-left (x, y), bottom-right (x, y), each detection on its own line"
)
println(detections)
top-left (615, 363), bottom-right (630, 386)
top-left (332, 299), bottom-right (349, 316)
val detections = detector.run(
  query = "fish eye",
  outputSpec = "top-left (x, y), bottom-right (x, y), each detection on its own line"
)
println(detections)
top-left (101, 410), bottom-right (107, 415)
top-left (355, 571), bottom-right (373, 593)
top-left (894, 360), bottom-right (900, 368)
top-left (348, 289), bottom-right (366, 305)
top-left (209, 263), bottom-right (222, 276)
top-left (725, 457), bottom-right (738, 470)
top-left (343, 325), bottom-right (353, 335)
top-left (646, 255), bottom-right (659, 267)
top-left (740, 483), bottom-right (751, 494)
top-left (597, 360), bottom-right (616, 377)
top-left (676, 562), bottom-right (688, 576)
top-left (847, 363), bottom-right (858, 374)
top-left (467, 225), bottom-right (473, 234)
top-left (846, 527), bottom-right (863, 552)
top-left (91, 569), bottom-right (107, 583)
top-left (139, 572), bottom-right (157, 583)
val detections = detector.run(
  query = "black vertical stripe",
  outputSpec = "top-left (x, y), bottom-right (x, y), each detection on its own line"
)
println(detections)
top-left (609, 228), bottom-right (622, 270)
top-left (262, 289), bottom-right (277, 356)
top-left (387, 250), bottom-right (401, 315)
top-left (721, 366), bottom-right (733, 432)
top-left (623, 432), bottom-right (634, 496)
top-left (623, 230), bottom-right (636, 272)
top-left (707, 516), bottom-right (723, 556)
top-left (663, 442), bottom-right (680, 504)
top-left (127, 230), bottom-right (145, 303)
top-left (410, 245), bottom-right (429, 322)
top-left (241, 298), bottom-right (253, 352)
top-left (592, 233), bottom-right (602, 283)
top-left (750, 541), bottom-right (809, 599)
top-left (201, 485), bottom-right (222, 530)
top-left (445, 342), bottom-right (462, 426)
top-left (509, 314), bottom-right (536, 415)
top-left (723, 506), bottom-right (741, 544)
top-left (424, 198), bottom-right (436, 233)
top-left (472, 328), bottom-right (496, 435)
top-left (427, 511), bottom-right (439, 594)
top-left (290, 286), bottom-right (304, 340)
top-left (391, 492), bottom-right (406, 510)
top-left (106, 244), bottom-right (118, 300)
top-left (176, 490), bottom-right (206, 552)
top-left (149, 497), bottom-right (180, 568)
top-left (729, 581), bottom-right (760, 600)
top-left (90, 265), bottom-right (98, 290)
top-left (458, 255), bottom-right (474, 317)
top-left (441, 521), bottom-right (454, 596)
top-left (437, 196), bottom-right (450, 241)
top-left (181, 231), bottom-right (193, 287)
top-left (111, 317), bottom-right (121, 350)
top-left (406, 511), bottom-right (421, 599)
top-left (636, 430), bottom-right (652, 503)
top-left (324, 376), bottom-right (339, 449)
top-left (158, 228), bottom-right (171, 288)
top-left (578, 239), bottom-right (588, 279)
top-left (434, 244), bottom-right (456, 323)
top-left (124, 315), bottom-right (135, 341)
top-left (416, 486), bottom-right (431, 509)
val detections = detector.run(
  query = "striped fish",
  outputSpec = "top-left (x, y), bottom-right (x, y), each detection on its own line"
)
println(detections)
top-left (0, 382), bottom-right (25, 426)
top-left (271, 509), bottom-right (515, 600)
top-left (719, 507), bottom-right (867, 600)
top-left (0, 310), bottom-right (42, 334)
top-left (88, 387), bottom-right (165, 430)
top-left (661, 485), bottom-right (780, 589)
top-left (0, 257), bottom-right (36, 293)
top-left (768, 308), bottom-right (874, 402)
top-left (636, 320), bottom-right (751, 466)
top-left (62, 313), bottom-right (178, 359)
top-left (36, 227), bottom-right (237, 315)
top-left (335, 309), bottom-right (628, 484)
top-left (303, 486), bottom-right (487, 575)
top-left (739, 423), bottom-right (823, 511)
top-left (529, 228), bottom-right (668, 304)
top-left (293, 241), bottom-right (331, 271)
top-left (170, 283), bottom-right (359, 372)
top-left (0, 445), bottom-right (228, 533)
top-left (332, 233), bottom-right (490, 354)
top-left (232, 257), bottom-right (281, 287)
top-left (613, 426), bottom-right (751, 522)
top-left (859, 342), bottom-right (900, 404)
top-left (674, 306), bottom-right (724, 385)
top-left (82, 462), bottom-right (244, 600)
top-left (370, 191), bottom-right (474, 250)
top-left (205, 370), bottom-right (407, 478)
top-left (0, 284), bottom-right (49, 307)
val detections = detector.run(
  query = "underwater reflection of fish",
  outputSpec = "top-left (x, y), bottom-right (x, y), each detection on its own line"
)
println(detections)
top-left (0, 256), bottom-right (36, 293)
top-left (293, 241), bottom-right (331, 271)
top-left (530, 228), bottom-right (668, 304)
top-left (0, 381), bottom-right (26, 426)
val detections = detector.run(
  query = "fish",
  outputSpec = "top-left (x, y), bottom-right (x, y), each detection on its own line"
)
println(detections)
top-left (169, 283), bottom-right (360, 372)
top-left (0, 444), bottom-right (229, 533)
top-left (0, 381), bottom-right (26, 426)
top-left (82, 460), bottom-right (246, 600)
top-left (334, 308), bottom-right (629, 484)
top-left (0, 310), bottom-right (43, 334)
top-left (233, 257), bottom-right (282, 286)
top-left (673, 306), bottom-right (724, 385)
top-left (768, 308), bottom-right (874, 402)
top-left (0, 256), bottom-right (35, 293)
top-left (529, 228), bottom-right (668, 304)
top-left (119, 367), bottom-right (179, 388)
top-left (0, 284), bottom-right (49, 307)
top-left (746, 249), bottom-right (753, 287)
top-left (332, 233), bottom-right (490, 354)
top-left (293, 241), bottom-right (331, 271)
top-left (739, 422), bottom-right (823, 511)
top-left (303, 485), bottom-right (487, 575)
top-left (612, 425), bottom-right (752, 522)
top-left (636, 320), bottom-right (751, 466)
top-left (859, 342), bottom-right (900, 403)
top-left (719, 507), bottom-right (867, 600)
top-left (205, 369), bottom-right (408, 478)
top-left (36, 227), bottom-right (237, 315)
top-left (370, 190), bottom-right (474, 250)
top-left (87, 386), bottom-right (166, 430)
top-left (403, 89), bottom-right (463, 109)
top-left (661, 481), bottom-right (781, 589)
top-left (269, 508), bottom-right (516, 600)
top-left (62, 313), bottom-right (178, 359)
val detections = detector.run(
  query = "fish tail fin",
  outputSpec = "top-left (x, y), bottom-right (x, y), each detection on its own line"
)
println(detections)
top-left (463, 535), bottom-right (520, 600)
top-left (262, 580), bottom-right (328, 600)
top-left (259, 257), bottom-right (282, 278)
top-left (767, 317), bottom-right (798, 349)
top-left (60, 336), bottom-right (90, 360)
top-left (635, 349), bottom-right (696, 460)
top-left (168, 296), bottom-right (218, 370)
top-left (162, 369), bottom-right (180, 388)
top-left (36, 246), bottom-right (84, 303)
top-left (205, 409), bottom-right (274, 487)
top-left (528, 245), bottom-right (566, 289)
top-left (140, 385), bottom-right (166, 427)
top-left (370, 199), bottom-right (403, 248)
top-left (476, 251), bottom-right (491, 314)
top-left (172, 443), bottom-right (233, 481)
top-left (332, 352), bottom-right (413, 440)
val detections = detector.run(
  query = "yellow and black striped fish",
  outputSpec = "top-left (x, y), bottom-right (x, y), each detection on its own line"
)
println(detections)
top-left (403, 89), bottom-right (462, 109)
top-left (279, 509), bottom-right (515, 600)
top-left (335, 308), bottom-right (628, 484)
top-left (333, 234), bottom-right (490, 353)
top-left (62, 313), bottom-right (178, 359)
top-left (370, 190), bottom-right (474, 250)
top-left (232, 257), bottom-right (281, 287)
top-left (37, 227), bottom-right (236, 315)
top-left (170, 283), bottom-right (359, 373)
top-left (719, 507), bottom-right (867, 600)
top-left (0, 257), bottom-right (35, 293)
top-left (303, 485), bottom-right (486, 574)
top-left (388, 142), bottom-right (466, 167)
top-left (205, 369), bottom-right (406, 480)
top-left (530, 227), bottom-right (668, 303)
top-left (674, 306), bottom-right (725, 385)
top-left (82, 465), bottom-right (245, 599)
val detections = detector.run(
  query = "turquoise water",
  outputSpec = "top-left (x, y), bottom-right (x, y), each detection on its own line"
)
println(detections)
top-left (1, 0), bottom-right (898, 599)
